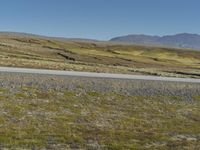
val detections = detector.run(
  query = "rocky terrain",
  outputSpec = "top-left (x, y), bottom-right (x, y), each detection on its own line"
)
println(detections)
top-left (0, 73), bottom-right (200, 149)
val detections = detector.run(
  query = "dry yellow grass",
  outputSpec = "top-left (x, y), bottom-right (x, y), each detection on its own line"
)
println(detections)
top-left (1, 34), bottom-right (200, 78)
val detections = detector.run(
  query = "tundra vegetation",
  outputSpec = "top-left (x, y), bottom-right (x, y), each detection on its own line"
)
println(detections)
top-left (0, 73), bottom-right (199, 149)
top-left (0, 34), bottom-right (200, 78)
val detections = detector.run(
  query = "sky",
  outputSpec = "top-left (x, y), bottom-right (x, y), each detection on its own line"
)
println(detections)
top-left (0, 0), bottom-right (199, 40)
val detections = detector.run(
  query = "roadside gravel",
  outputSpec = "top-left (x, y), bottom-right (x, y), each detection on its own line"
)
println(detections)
top-left (1, 72), bottom-right (200, 102)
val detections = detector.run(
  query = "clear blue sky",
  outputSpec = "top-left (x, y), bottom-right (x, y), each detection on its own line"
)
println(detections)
top-left (0, 0), bottom-right (199, 40)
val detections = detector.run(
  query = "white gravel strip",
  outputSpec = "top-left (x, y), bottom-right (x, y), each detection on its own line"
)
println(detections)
top-left (0, 67), bottom-right (200, 83)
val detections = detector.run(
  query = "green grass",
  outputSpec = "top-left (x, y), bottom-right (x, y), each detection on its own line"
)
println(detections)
top-left (0, 87), bottom-right (199, 149)
top-left (1, 35), bottom-right (200, 78)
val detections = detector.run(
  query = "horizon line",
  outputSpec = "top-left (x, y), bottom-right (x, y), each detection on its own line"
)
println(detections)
top-left (0, 31), bottom-right (200, 41)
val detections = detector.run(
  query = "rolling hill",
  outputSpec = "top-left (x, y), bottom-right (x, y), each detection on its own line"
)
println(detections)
top-left (1, 32), bottom-right (200, 78)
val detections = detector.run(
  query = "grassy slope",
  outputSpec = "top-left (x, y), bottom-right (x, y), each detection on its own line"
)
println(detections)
top-left (1, 34), bottom-right (200, 78)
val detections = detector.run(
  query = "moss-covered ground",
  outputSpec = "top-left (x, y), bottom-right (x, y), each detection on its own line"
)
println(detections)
top-left (0, 85), bottom-right (199, 149)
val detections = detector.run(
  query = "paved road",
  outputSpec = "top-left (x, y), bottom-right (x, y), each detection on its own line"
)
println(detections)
top-left (0, 67), bottom-right (200, 83)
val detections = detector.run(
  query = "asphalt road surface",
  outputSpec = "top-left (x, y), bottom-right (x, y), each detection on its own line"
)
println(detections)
top-left (0, 67), bottom-right (200, 83)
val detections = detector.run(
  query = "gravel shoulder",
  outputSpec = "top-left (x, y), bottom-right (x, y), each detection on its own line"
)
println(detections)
top-left (1, 67), bottom-right (200, 83)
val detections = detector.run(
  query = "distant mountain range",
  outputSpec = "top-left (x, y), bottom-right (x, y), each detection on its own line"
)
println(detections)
top-left (1, 32), bottom-right (200, 50)
top-left (110, 33), bottom-right (200, 50)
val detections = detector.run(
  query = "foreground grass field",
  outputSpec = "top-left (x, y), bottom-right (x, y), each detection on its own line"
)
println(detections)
top-left (0, 73), bottom-right (200, 149)
top-left (1, 33), bottom-right (200, 78)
